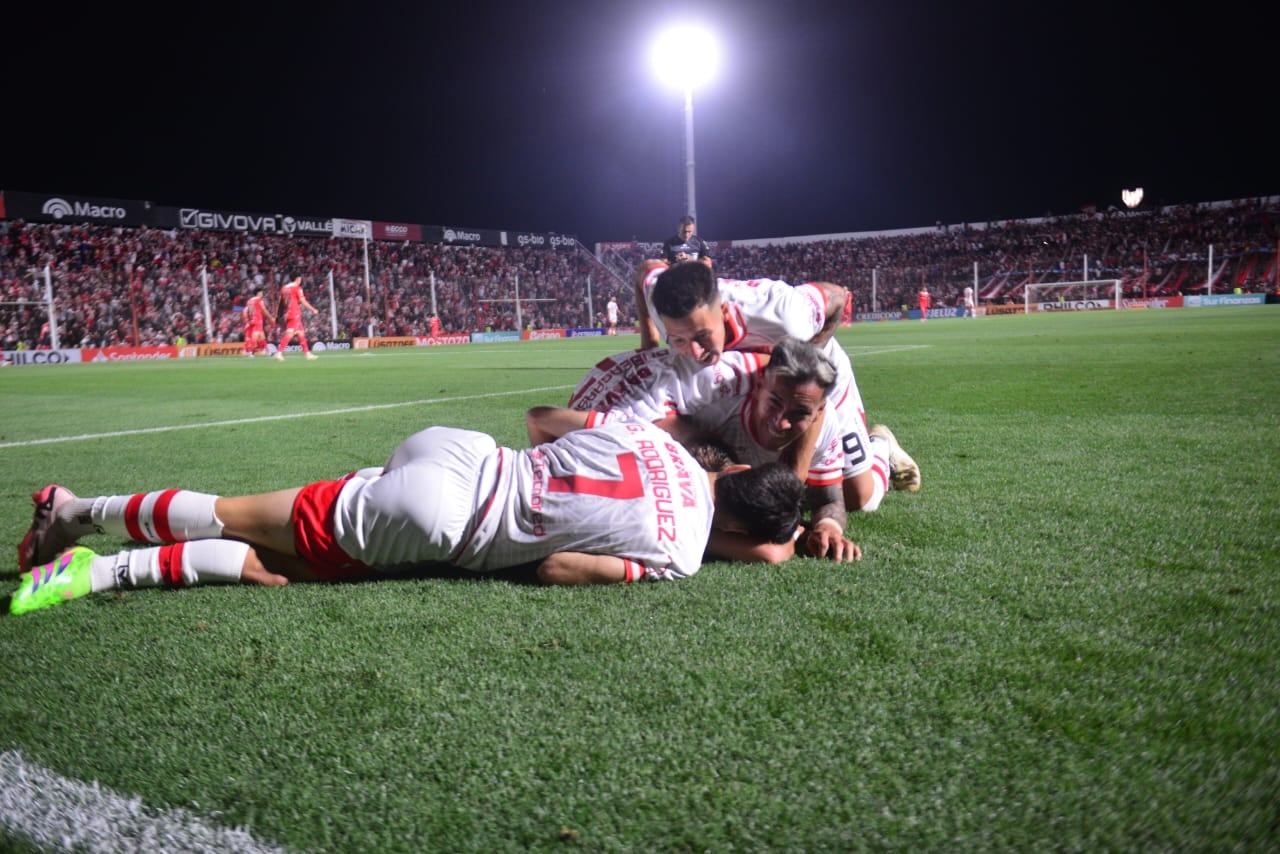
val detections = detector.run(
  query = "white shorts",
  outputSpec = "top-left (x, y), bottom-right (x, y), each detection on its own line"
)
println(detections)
top-left (333, 427), bottom-right (496, 569)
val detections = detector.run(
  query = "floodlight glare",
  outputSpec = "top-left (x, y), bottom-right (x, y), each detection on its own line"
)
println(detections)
top-left (651, 25), bottom-right (719, 91)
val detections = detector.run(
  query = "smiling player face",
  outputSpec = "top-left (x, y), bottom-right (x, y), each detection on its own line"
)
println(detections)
top-left (751, 373), bottom-right (825, 451)
top-left (660, 302), bottom-right (728, 366)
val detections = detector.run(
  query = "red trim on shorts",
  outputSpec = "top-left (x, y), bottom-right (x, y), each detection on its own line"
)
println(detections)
top-left (152, 489), bottom-right (178, 542)
top-left (292, 477), bottom-right (376, 581)
top-left (158, 543), bottom-right (185, 586)
top-left (124, 493), bottom-right (147, 542)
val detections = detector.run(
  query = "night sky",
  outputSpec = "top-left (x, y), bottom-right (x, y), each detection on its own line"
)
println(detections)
top-left (2, 0), bottom-right (1273, 247)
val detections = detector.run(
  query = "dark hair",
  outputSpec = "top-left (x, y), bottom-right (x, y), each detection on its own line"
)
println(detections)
top-left (766, 336), bottom-right (838, 398)
top-left (713, 462), bottom-right (804, 544)
top-left (678, 215), bottom-right (696, 226)
top-left (683, 437), bottom-right (737, 472)
top-left (651, 261), bottom-right (717, 320)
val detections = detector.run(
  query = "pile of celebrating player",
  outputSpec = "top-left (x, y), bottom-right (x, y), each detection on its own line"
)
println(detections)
top-left (9, 259), bottom-right (921, 613)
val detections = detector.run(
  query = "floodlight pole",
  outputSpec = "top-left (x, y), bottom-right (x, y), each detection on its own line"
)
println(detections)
top-left (683, 86), bottom-right (697, 222)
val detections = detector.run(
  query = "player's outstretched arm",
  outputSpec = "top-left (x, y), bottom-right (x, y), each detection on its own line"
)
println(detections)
top-left (536, 552), bottom-right (627, 585)
top-left (810, 282), bottom-right (849, 344)
top-left (781, 406), bottom-right (825, 484)
top-left (525, 406), bottom-right (591, 445)
top-left (706, 529), bottom-right (797, 564)
top-left (634, 259), bottom-right (667, 349)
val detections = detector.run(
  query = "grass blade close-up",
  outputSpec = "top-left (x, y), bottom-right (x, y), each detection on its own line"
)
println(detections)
top-left (1, 307), bottom-right (1277, 852)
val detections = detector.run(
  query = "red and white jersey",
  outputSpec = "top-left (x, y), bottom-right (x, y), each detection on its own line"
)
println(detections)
top-left (568, 347), bottom-right (765, 423)
top-left (963, 286), bottom-right (975, 306)
top-left (333, 422), bottom-right (712, 581)
top-left (244, 295), bottom-right (266, 328)
top-left (641, 268), bottom-right (868, 476)
top-left (281, 282), bottom-right (306, 324)
top-left (678, 377), bottom-right (846, 488)
top-left (640, 269), bottom-right (826, 354)
top-left (571, 348), bottom-right (844, 486)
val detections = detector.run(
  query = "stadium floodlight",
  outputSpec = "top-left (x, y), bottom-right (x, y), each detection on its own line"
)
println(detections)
top-left (651, 24), bottom-right (719, 223)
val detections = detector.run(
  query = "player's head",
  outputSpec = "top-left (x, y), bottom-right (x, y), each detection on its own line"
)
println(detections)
top-left (712, 462), bottom-right (804, 544)
top-left (683, 437), bottom-right (737, 472)
top-left (750, 336), bottom-right (837, 451)
top-left (651, 261), bottom-right (726, 366)
top-left (677, 215), bottom-right (696, 240)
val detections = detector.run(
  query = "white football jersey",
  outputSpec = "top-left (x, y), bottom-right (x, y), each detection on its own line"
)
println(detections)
top-left (677, 376), bottom-right (846, 488)
top-left (334, 422), bottom-right (713, 581)
top-left (641, 269), bottom-right (870, 477)
top-left (568, 347), bottom-right (766, 423)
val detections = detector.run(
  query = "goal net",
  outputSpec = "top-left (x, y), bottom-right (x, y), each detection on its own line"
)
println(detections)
top-left (1023, 280), bottom-right (1120, 313)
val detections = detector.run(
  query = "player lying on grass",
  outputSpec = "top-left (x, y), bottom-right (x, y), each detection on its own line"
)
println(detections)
top-left (9, 419), bottom-right (807, 614)
top-left (530, 336), bottom-right (862, 564)
top-left (633, 259), bottom-right (922, 508)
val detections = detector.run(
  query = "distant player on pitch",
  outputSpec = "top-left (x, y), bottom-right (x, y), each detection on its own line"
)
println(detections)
top-left (242, 289), bottom-right (271, 358)
top-left (606, 295), bottom-right (619, 335)
top-left (275, 276), bottom-right (320, 361)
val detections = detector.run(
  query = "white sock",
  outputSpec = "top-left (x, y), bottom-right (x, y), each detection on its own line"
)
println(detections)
top-left (91, 491), bottom-right (223, 544)
top-left (857, 437), bottom-right (892, 512)
top-left (89, 540), bottom-right (249, 592)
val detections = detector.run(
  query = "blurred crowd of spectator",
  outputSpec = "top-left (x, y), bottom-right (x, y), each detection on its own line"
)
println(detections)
top-left (0, 225), bottom-right (627, 349)
top-left (612, 198), bottom-right (1279, 314)
top-left (2, 198), bottom-right (1276, 350)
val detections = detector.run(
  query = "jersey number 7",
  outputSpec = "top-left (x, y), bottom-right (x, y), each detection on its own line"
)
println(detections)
top-left (548, 453), bottom-right (645, 499)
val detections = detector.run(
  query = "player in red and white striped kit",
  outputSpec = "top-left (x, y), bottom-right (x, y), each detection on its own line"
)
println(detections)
top-left (13, 421), bottom-right (805, 611)
top-left (633, 260), bottom-right (921, 509)
top-left (538, 337), bottom-right (860, 563)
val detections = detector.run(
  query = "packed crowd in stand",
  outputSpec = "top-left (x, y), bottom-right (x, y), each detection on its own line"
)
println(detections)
top-left (1, 198), bottom-right (1276, 350)
top-left (622, 198), bottom-right (1280, 314)
top-left (0, 225), bottom-right (622, 349)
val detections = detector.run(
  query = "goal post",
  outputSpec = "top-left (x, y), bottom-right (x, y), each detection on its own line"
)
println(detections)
top-left (1024, 279), bottom-right (1121, 314)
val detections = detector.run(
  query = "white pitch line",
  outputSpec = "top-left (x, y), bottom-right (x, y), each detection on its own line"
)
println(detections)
top-left (0, 750), bottom-right (293, 854)
top-left (0, 385), bottom-right (576, 450)
top-left (0, 344), bottom-right (926, 451)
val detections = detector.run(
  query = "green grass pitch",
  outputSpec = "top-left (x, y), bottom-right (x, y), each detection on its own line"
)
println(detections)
top-left (1, 308), bottom-right (1277, 851)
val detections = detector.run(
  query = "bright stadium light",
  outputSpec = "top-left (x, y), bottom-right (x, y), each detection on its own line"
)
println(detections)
top-left (651, 24), bottom-right (719, 223)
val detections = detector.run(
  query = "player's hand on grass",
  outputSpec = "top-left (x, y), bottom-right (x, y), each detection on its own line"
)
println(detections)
top-left (802, 519), bottom-right (862, 563)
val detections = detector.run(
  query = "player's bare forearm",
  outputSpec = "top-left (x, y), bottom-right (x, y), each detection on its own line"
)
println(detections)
top-left (634, 259), bottom-right (667, 349)
top-left (535, 552), bottom-right (627, 585)
top-left (811, 282), bottom-right (847, 344)
top-left (525, 405), bottom-right (590, 445)
top-left (706, 529), bottom-right (796, 564)
top-left (806, 484), bottom-right (846, 532)
top-left (782, 407), bottom-right (825, 482)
